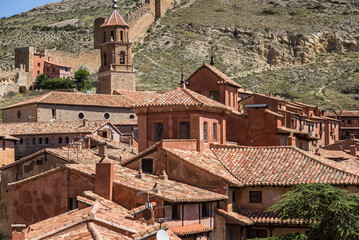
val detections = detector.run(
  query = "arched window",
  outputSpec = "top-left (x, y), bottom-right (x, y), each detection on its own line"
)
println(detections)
top-left (111, 31), bottom-right (114, 41)
top-left (45, 137), bottom-right (49, 144)
top-left (58, 137), bottom-right (63, 144)
top-left (103, 53), bottom-right (107, 66)
top-left (65, 137), bottom-right (69, 144)
top-left (120, 52), bottom-right (125, 64)
top-left (32, 138), bottom-right (36, 145)
top-left (39, 138), bottom-right (43, 145)
top-left (17, 110), bottom-right (21, 120)
top-left (120, 31), bottom-right (124, 42)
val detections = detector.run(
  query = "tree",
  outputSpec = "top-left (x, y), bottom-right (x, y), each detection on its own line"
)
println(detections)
top-left (268, 184), bottom-right (359, 240)
top-left (35, 73), bottom-right (49, 89)
top-left (74, 66), bottom-right (92, 91)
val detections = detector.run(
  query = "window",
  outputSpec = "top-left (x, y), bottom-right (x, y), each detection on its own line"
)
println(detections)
top-left (179, 122), bottom-right (190, 139)
top-left (249, 191), bottom-right (262, 203)
top-left (172, 204), bottom-right (180, 220)
top-left (142, 158), bottom-right (153, 173)
top-left (69, 198), bottom-right (78, 210)
top-left (38, 138), bottom-right (43, 145)
top-left (58, 137), bottom-right (63, 144)
top-left (209, 91), bottom-right (219, 101)
top-left (202, 203), bottom-right (210, 217)
top-left (348, 119), bottom-right (352, 124)
top-left (228, 93), bottom-right (231, 107)
top-left (120, 52), bottom-right (125, 64)
top-left (120, 31), bottom-right (124, 41)
top-left (129, 114), bottom-right (135, 119)
top-left (52, 109), bottom-right (56, 118)
top-left (17, 110), bottom-right (21, 120)
top-left (45, 137), bottom-right (49, 144)
top-left (65, 137), bottom-right (69, 144)
top-left (104, 113), bottom-right (110, 119)
top-left (78, 112), bottom-right (85, 119)
top-left (203, 122), bottom-right (208, 141)
top-left (232, 190), bottom-right (236, 202)
top-left (110, 31), bottom-right (114, 41)
top-left (213, 123), bottom-right (217, 142)
top-left (2, 141), bottom-right (5, 150)
top-left (37, 71), bottom-right (40, 75)
top-left (248, 229), bottom-right (267, 238)
top-left (36, 159), bottom-right (43, 165)
top-left (37, 63), bottom-right (40, 67)
top-left (32, 138), bottom-right (36, 145)
top-left (153, 122), bottom-right (163, 141)
top-left (19, 138), bottom-right (23, 145)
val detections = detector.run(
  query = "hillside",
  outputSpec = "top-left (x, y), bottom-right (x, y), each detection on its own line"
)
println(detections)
top-left (1, 0), bottom-right (359, 110)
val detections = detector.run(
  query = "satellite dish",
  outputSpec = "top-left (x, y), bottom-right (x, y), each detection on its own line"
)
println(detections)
top-left (143, 208), bottom-right (152, 221)
top-left (156, 230), bottom-right (169, 240)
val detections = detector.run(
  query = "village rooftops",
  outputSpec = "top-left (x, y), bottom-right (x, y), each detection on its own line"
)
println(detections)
top-left (21, 191), bottom-right (179, 240)
top-left (131, 144), bottom-right (359, 187)
top-left (114, 89), bottom-right (161, 103)
top-left (326, 110), bottom-right (359, 117)
top-left (133, 87), bottom-right (233, 112)
top-left (1, 91), bottom-right (135, 110)
top-left (187, 63), bottom-right (241, 88)
top-left (101, 9), bottom-right (129, 27)
top-left (0, 120), bottom-right (112, 136)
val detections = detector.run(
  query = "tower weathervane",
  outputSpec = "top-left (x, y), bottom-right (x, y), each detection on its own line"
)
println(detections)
top-left (113, 0), bottom-right (118, 9)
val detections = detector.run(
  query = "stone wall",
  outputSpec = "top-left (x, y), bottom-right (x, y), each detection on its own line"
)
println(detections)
top-left (0, 65), bottom-right (30, 97)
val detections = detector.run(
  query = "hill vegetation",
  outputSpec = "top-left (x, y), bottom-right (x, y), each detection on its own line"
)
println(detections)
top-left (1, 0), bottom-right (359, 110)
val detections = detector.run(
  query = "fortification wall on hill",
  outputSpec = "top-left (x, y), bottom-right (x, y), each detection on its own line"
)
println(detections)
top-left (126, 3), bottom-right (154, 42)
top-left (0, 65), bottom-right (29, 97)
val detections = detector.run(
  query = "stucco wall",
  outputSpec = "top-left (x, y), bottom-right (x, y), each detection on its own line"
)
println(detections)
top-left (0, 141), bottom-right (16, 167)
top-left (2, 103), bottom-right (38, 123)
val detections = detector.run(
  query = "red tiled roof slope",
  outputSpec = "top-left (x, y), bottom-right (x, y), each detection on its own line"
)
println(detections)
top-left (135, 87), bottom-right (230, 111)
top-left (326, 111), bottom-right (359, 117)
top-left (2, 91), bottom-right (134, 110)
top-left (203, 63), bottom-right (241, 88)
top-left (170, 224), bottom-right (212, 236)
top-left (114, 90), bottom-right (161, 103)
top-left (0, 120), bottom-right (109, 136)
top-left (211, 146), bottom-right (359, 186)
top-left (101, 10), bottom-right (129, 27)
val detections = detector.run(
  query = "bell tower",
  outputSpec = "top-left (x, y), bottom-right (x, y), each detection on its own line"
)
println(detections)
top-left (97, 0), bottom-right (136, 94)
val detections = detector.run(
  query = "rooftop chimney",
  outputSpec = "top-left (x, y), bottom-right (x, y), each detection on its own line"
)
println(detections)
top-left (159, 170), bottom-right (168, 181)
top-left (98, 142), bottom-right (107, 158)
top-left (83, 119), bottom-right (88, 127)
top-left (84, 137), bottom-right (91, 149)
top-left (350, 145), bottom-right (357, 156)
top-left (135, 169), bottom-right (144, 179)
top-left (95, 155), bottom-right (114, 201)
top-left (340, 107), bottom-right (343, 115)
top-left (350, 134), bottom-right (355, 140)
top-left (48, 57), bottom-right (52, 62)
top-left (315, 148), bottom-right (321, 156)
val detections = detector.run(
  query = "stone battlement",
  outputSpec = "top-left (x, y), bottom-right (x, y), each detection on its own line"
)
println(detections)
top-left (125, 3), bottom-right (151, 24)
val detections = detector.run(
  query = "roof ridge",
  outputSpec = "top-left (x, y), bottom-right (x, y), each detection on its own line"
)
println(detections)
top-left (182, 88), bottom-right (203, 106)
top-left (293, 147), bottom-right (359, 180)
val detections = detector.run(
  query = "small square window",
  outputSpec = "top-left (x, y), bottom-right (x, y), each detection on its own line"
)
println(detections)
top-left (142, 158), bottom-right (153, 174)
top-left (36, 159), bottom-right (43, 165)
top-left (69, 198), bottom-right (78, 210)
top-left (249, 191), bottom-right (262, 203)
top-left (202, 203), bottom-right (210, 217)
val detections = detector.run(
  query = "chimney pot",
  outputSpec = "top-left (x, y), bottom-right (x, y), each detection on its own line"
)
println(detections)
top-left (350, 134), bottom-right (355, 140)
top-left (350, 145), bottom-right (357, 156)
top-left (159, 170), bottom-right (168, 181)
top-left (136, 169), bottom-right (144, 179)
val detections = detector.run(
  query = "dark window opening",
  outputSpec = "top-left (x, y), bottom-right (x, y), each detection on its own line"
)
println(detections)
top-left (228, 93), bottom-right (231, 107)
top-left (172, 204), bottom-right (180, 220)
top-left (2, 141), bottom-right (5, 150)
top-left (37, 71), bottom-right (40, 75)
top-left (249, 191), bottom-right (262, 203)
top-left (78, 112), bottom-right (85, 119)
top-left (20, 138), bottom-right (23, 145)
top-left (120, 52), bottom-right (125, 64)
top-left (69, 198), bottom-right (78, 210)
top-left (232, 190), bottom-right (236, 202)
top-left (45, 137), bottom-right (49, 144)
top-left (179, 122), bottom-right (190, 139)
top-left (348, 120), bottom-right (352, 124)
top-left (120, 31), bottom-right (124, 41)
top-left (37, 63), bottom-right (40, 67)
top-left (103, 53), bottom-right (107, 66)
top-left (58, 137), bottom-right (63, 144)
top-left (17, 110), bottom-right (21, 120)
top-left (129, 114), bottom-right (135, 119)
top-left (110, 31), bottom-right (114, 41)
top-left (36, 159), bottom-right (43, 165)
top-left (202, 203), bottom-right (210, 218)
top-left (209, 91), bottom-right (219, 102)
top-left (104, 113), bottom-right (110, 119)
top-left (154, 122), bottom-right (163, 141)
top-left (52, 109), bottom-right (56, 118)
top-left (38, 138), bottom-right (43, 145)
top-left (142, 158), bottom-right (153, 174)
top-left (213, 123), bottom-right (217, 142)
top-left (233, 94), bottom-right (236, 107)
top-left (103, 31), bottom-right (106, 42)
top-left (32, 138), bottom-right (36, 145)
top-left (248, 229), bottom-right (267, 239)
top-left (65, 137), bottom-right (69, 144)
top-left (203, 122), bottom-right (208, 141)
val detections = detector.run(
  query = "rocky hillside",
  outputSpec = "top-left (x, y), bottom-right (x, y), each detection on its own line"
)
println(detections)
top-left (1, 0), bottom-right (359, 110)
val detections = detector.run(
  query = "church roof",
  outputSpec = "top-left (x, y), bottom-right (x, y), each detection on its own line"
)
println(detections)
top-left (101, 10), bottom-right (129, 27)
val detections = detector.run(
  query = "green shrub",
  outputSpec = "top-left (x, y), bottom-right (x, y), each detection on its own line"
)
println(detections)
top-left (35, 74), bottom-right (76, 89)
top-left (261, 9), bottom-right (277, 15)
top-left (249, 233), bottom-right (307, 240)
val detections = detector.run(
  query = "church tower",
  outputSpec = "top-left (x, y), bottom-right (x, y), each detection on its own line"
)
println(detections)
top-left (97, 0), bottom-right (136, 94)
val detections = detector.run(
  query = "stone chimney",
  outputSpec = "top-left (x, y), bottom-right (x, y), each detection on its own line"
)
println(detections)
top-left (159, 170), bottom-right (168, 181)
top-left (95, 155), bottom-right (114, 201)
top-left (315, 148), bottom-right (321, 156)
top-left (135, 169), bottom-right (144, 179)
top-left (350, 145), bottom-right (357, 156)
top-left (350, 134), bottom-right (355, 140)
top-left (98, 142), bottom-right (107, 158)
top-left (83, 119), bottom-right (89, 127)
top-left (84, 137), bottom-right (91, 149)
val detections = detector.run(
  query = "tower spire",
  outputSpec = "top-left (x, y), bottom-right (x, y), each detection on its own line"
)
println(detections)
top-left (113, 0), bottom-right (118, 9)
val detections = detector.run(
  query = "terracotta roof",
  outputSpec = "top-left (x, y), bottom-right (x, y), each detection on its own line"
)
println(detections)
top-left (67, 164), bottom-right (228, 203)
top-left (217, 209), bottom-right (311, 226)
top-left (211, 145), bottom-right (359, 187)
top-left (101, 10), bottom-right (129, 27)
top-left (24, 191), bottom-right (177, 240)
top-left (0, 120), bottom-right (109, 136)
top-left (2, 91), bottom-right (134, 110)
top-left (112, 119), bottom-right (138, 125)
top-left (326, 111), bottom-right (359, 117)
top-left (114, 90), bottom-right (161, 103)
top-left (134, 87), bottom-right (231, 111)
top-left (44, 60), bottom-right (70, 69)
top-left (187, 63), bottom-right (241, 88)
top-left (170, 224), bottom-right (212, 236)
